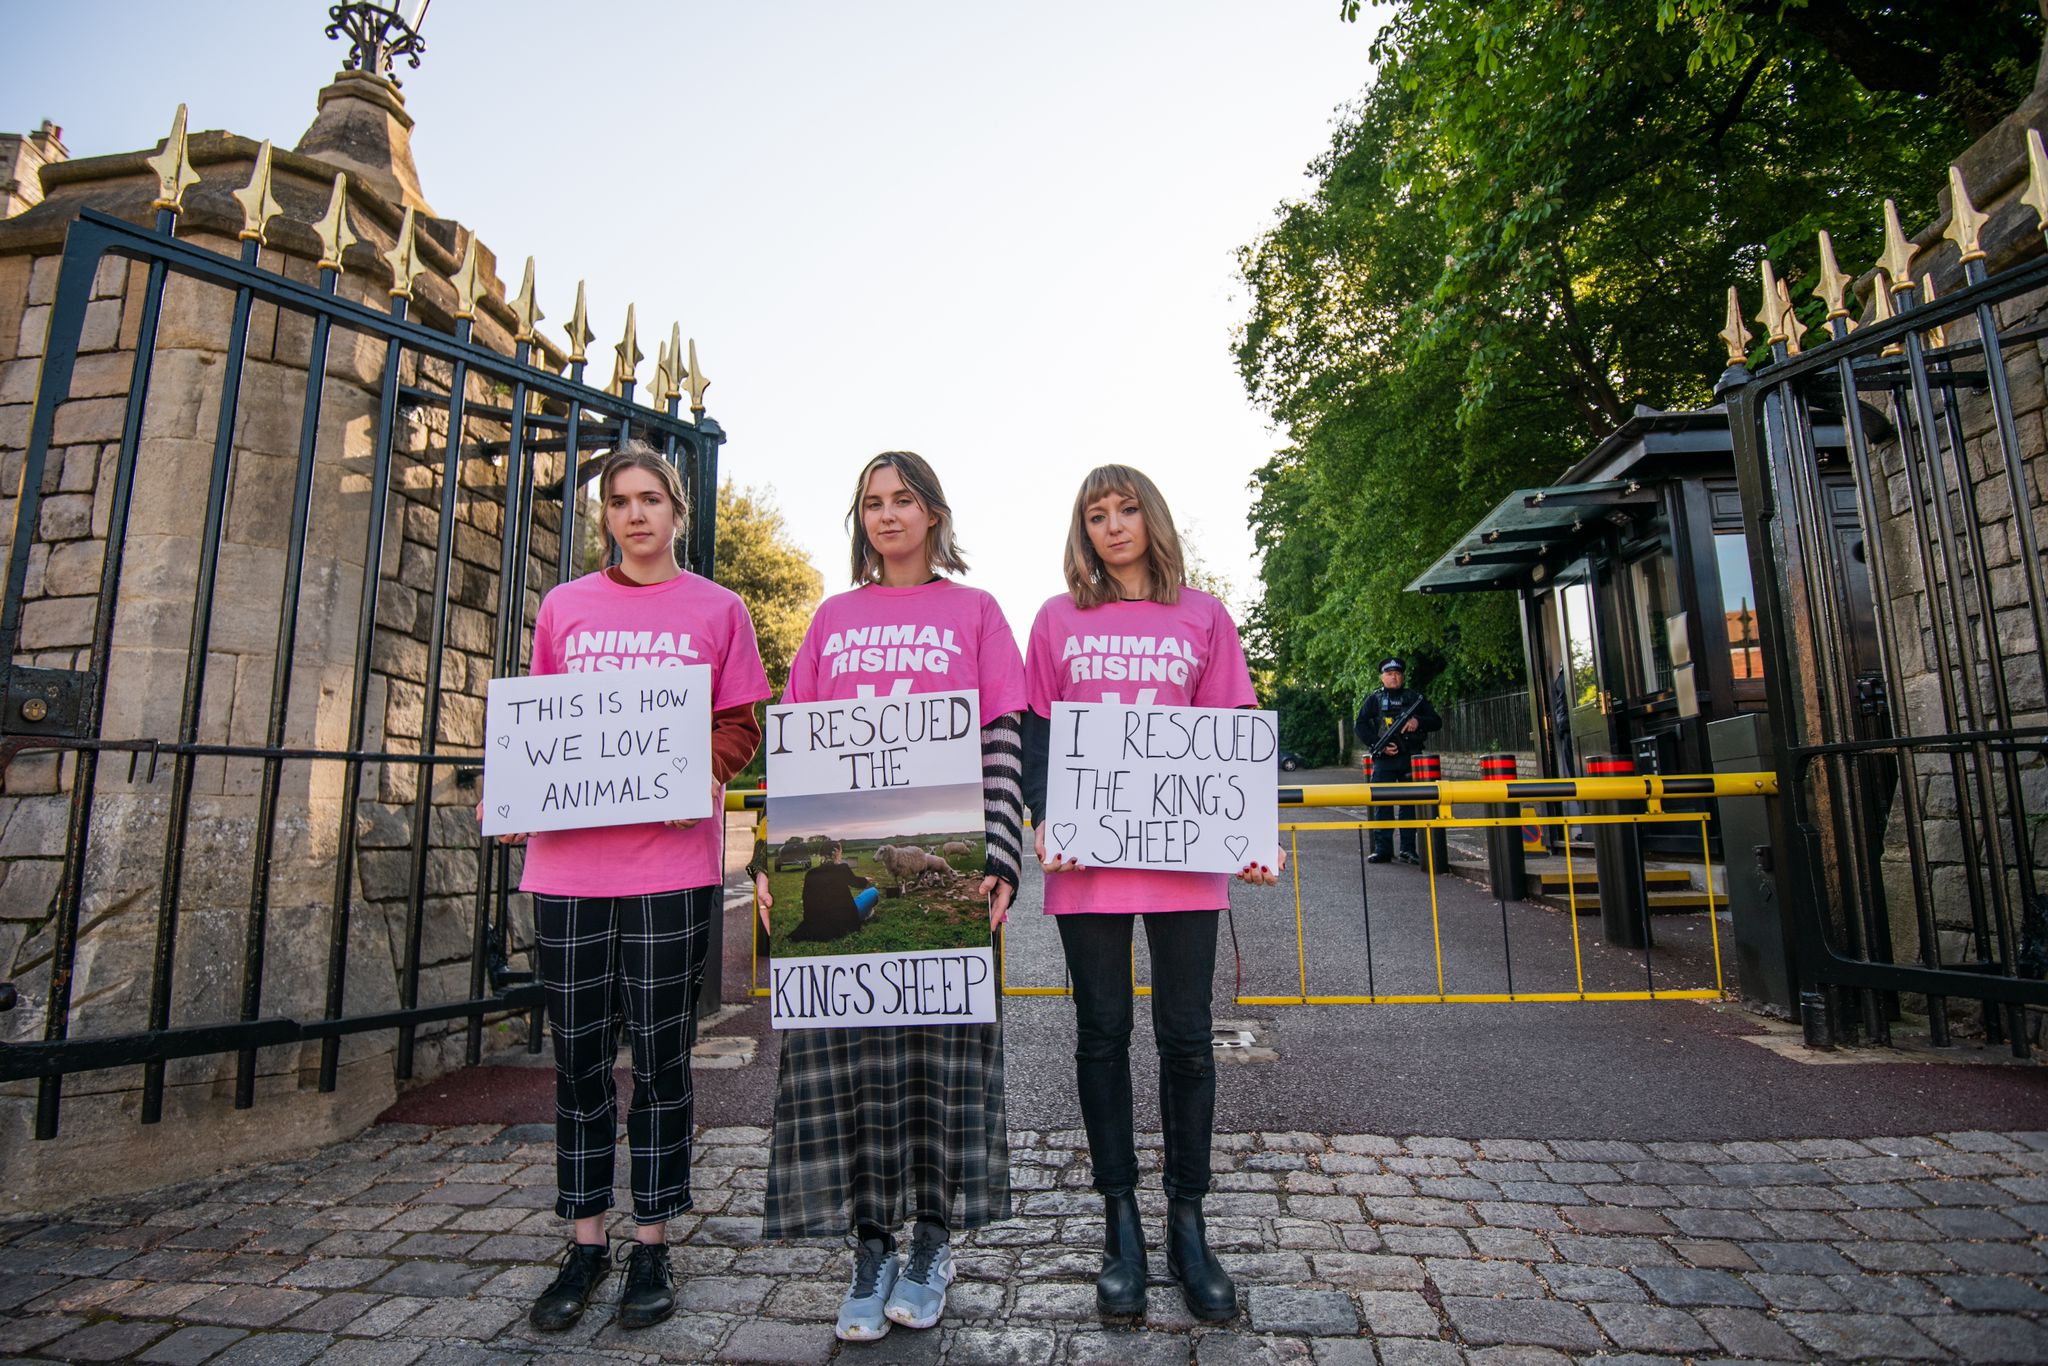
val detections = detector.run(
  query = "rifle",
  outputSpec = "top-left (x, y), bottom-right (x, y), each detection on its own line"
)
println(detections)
top-left (1368, 691), bottom-right (1430, 760)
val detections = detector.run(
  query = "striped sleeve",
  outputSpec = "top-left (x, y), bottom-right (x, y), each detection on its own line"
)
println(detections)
top-left (982, 709), bottom-right (1024, 890)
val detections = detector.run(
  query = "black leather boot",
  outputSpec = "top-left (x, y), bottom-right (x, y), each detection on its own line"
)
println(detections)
top-left (616, 1241), bottom-right (676, 1329)
top-left (1166, 1196), bottom-right (1236, 1321)
top-left (529, 1241), bottom-right (609, 1330)
top-left (1096, 1191), bottom-right (1147, 1315)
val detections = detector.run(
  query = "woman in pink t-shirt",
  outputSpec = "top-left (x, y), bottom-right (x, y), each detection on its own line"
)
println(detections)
top-left (1022, 464), bottom-right (1282, 1322)
top-left (756, 451), bottom-right (1026, 1344)
top-left (495, 442), bottom-right (771, 1336)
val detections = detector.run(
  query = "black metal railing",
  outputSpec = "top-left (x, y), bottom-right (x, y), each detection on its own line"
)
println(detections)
top-left (0, 180), bottom-right (723, 1135)
top-left (1436, 688), bottom-right (1536, 756)
top-left (1725, 229), bottom-right (2048, 1053)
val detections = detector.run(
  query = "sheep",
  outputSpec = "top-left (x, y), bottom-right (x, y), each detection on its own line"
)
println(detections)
top-left (940, 840), bottom-right (973, 857)
top-left (874, 843), bottom-right (951, 896)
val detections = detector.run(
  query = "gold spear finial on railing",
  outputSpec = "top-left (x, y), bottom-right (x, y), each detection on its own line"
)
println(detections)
top-left (383, 206), bottom-right (425, 300)
top-left (1944, 165), bottom-right (1988, 266)
top-left (1775, 277), bottom-right (1803, 355)
top-left (1919, 275), bottom-right (1948, 349)
top-left (451, 235), bottom-right (484, 320)
top-left (668, 322), bottom-right (685, 403)
top-left (2023, 128), bottom-right (2048, 229)
top-left (685, 337), bottom-right (710, 412)
top-left (1754, 260), bottom-right (1788, 344)
top-left (511, 257), bottom-right (542, 343)
top-left (1871, 273), bottom-right (1904, 356)
top-left (1879, 199), bottom-right (1916, 293)
top-left (144, 104), bottom-right (201, 214)
top-left (232, 140), bottom-right (283, 244)
top-left (312, 173), bottom-right (356, 274)
top-left (1813, 230), bottom-right (1852, 321)
top-left (566, 281), bottom-right (593, 365)
top-left (649, 337), bottom-right (671, 407)
top-left (1718, 285), bottom-right (1753, 365)
top-left (611, 303), bottom-right (642, 395)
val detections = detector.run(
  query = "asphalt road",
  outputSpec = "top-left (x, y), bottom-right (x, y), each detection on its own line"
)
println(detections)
top-left (389, 778), bottom-right (2048, 1139)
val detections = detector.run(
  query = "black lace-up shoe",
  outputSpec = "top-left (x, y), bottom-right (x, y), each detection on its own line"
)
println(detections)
top-left (617, 1240), bottom-right (677, 1329)
top-left (529, 1241), bottom-right (609, 1331)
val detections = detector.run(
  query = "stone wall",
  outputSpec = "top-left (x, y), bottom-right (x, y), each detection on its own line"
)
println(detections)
top-left (0, 108), bottom-right (571, 1209)
top-left (1842, 84), bottom-right (2048, 1004)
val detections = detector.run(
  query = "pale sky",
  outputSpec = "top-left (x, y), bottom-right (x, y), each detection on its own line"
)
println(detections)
top-left (5, 1), bottom-right (1384, 640)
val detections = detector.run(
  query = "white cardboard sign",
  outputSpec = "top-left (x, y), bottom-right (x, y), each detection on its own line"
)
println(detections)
top-left (768, 946), bottom-right (997, 1029)
top-left (762, 689), bottom-right (993, 1029)
top-left (1045, 701), bottom-right (1281, 874)
top-left (481, 668), bottom-right (713, 834)
top-left (763, 691), bottom-right (982, 798)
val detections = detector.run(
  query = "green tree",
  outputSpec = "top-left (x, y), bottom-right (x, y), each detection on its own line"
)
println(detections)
top-left (1243, 0), bottom-right (2035, 706)
top-left (713, 481), bottom-right (824, 693)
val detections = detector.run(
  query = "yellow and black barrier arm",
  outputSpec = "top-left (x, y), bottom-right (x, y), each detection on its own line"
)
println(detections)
top-left (721, 771), bottom-right (1778, 814)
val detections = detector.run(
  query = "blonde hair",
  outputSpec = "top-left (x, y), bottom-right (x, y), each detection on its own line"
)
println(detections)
top-left (1063, 464), bottom-right (1185, 608)
top-left (846, 451), bottom-right (969, 584)
top-left (594, 440), bottom-right (690, 562)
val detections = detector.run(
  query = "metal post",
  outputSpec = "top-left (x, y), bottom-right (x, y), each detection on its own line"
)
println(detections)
top-left (1410, 753), bottom-right (1449, 872)
top-left (1481, 753), bottom-right (1525, 900)
top-left (1586, 754), bottom-right (1650, 950)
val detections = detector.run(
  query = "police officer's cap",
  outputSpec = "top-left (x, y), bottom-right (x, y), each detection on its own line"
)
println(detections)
top-left (1378, 656), bottom-right (1406, 674)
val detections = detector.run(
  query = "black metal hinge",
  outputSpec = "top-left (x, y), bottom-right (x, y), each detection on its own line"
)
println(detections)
top-left (2, 665), bottom-right (94, 738)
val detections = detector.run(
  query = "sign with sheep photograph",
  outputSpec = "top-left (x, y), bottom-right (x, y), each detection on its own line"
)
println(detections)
top-left (762, 690), bottom-right (994, 1029)
top-left (480, 668), bottom-right (713, 835)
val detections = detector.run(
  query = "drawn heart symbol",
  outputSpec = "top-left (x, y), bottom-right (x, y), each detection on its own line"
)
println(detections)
top-left (495, 804), bottom-right (510, 818)
top-left (496, 735), bottom-right (509, 748)
top-left (1051, 822), bottom-right (1077, 851)
top-left (672, 757), bottom-right (689, 773)
top-left (1225, 836), bottom-right (1249, 863)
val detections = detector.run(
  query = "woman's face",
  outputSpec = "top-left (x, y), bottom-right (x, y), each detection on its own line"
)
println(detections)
top-left (605, 465), bottom-right (676, 560)
top-left (1084, 488), bottom-right (1149, 574)
top-left (862, 463), bottom-right (934, 567)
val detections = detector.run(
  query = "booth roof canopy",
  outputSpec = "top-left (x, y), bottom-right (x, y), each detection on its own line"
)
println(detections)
top-left (1407, 477), bottom-right (1658, 595)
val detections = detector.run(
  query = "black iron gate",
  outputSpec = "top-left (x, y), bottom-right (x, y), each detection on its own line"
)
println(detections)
top-left (1724, 191), bottom-right (2048, 1052)
top-left (0, 135), bottom-right (725, 1136)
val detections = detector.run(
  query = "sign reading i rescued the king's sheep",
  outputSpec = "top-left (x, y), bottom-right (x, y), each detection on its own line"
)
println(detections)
top-left (1045, 701), bottom-right (1280, 874)
top-left (763, 689), bottom-right (993, 1029)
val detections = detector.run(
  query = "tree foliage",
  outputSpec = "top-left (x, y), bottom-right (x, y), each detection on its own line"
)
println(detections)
top-left (713, 480), bottom-right (824, 693)
top-left (1243, 0), bottom-right (2036, 711)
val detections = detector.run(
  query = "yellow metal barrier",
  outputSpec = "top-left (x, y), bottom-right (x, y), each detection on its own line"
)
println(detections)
top-left (732, 773), bottom-right (1763, 1005)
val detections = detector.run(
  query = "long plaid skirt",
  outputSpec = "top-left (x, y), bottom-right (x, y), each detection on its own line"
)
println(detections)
top-left (762, 1021), bottom-right (1011, 1238)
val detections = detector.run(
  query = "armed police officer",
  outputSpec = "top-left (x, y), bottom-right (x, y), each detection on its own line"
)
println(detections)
top-left (1354, 657), bottom-right (1442, 865)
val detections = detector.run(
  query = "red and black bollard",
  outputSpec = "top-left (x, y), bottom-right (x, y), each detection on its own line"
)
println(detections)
top-left (1584, 754), bottom-right (1651, 950)
top-left (1409, 753), bottom-right (1449, 874)
top-left (1480, 753), bottom-right (1525, 901)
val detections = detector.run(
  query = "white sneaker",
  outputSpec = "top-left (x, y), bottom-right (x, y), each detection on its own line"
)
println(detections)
top-left (835, 1236), bottom-right (898, 1341)
top-left (883, 1223), bottom-right (955, 1329)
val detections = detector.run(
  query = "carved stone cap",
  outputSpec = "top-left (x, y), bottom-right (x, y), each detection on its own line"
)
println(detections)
top-left (294, 69), bottom-right (432, 215)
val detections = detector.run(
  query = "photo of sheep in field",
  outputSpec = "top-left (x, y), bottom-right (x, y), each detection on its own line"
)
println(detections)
top-left (760, 781), bottom-right (989, 960)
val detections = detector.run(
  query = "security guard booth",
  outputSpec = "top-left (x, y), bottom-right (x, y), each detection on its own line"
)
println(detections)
top-left (1408, 403), bottom-right (1875, 859)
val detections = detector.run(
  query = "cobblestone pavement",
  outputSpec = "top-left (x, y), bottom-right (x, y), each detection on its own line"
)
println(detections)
top-left (8, 1123), bottom-right (2048, 1363)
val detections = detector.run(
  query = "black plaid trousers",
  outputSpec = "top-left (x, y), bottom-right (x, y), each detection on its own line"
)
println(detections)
top-left (534, 885), bottom-right (714, 1224)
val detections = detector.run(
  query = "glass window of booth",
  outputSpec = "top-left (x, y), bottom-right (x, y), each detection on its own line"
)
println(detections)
top-left (1628, 549), bottom-right (1679, 697)
top-left (1714, 531), bottom-right (1766, 684)
top-left (1559, 578), bottom-right (1598, 708)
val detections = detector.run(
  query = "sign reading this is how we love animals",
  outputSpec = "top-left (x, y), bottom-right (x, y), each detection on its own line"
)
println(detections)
top-left (1045, 701), bottom-right (1281, 875)
top-left (762, 690), bottom-right (994, 1031)
top-left (480, 669), bottom-right (713, 835)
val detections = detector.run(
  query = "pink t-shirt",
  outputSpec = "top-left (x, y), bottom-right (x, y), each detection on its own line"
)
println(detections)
top-left (518, 569), bottom-right (771, 897)
top-left (784, 580), bottom-right (1026, 714)
top-left (1025, 589), bottom-right (1256, 915)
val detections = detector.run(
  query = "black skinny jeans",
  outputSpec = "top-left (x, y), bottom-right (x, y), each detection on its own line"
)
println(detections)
top-left (1056, 910), bottom-right (1219, 1200)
